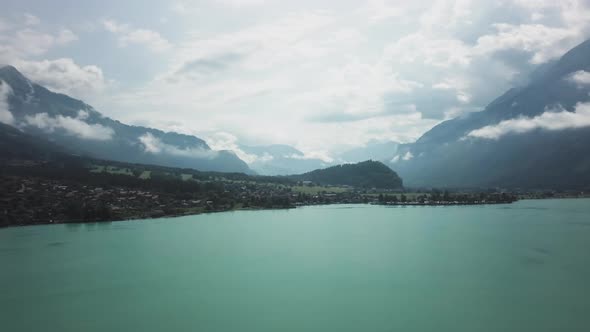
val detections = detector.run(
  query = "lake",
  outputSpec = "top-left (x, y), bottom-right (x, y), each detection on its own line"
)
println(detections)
top-left (1, 199), bottom-right (590, 331)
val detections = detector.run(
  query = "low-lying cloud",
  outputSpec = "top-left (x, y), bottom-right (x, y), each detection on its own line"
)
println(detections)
top-left (203, 131), bottom-right (273, 164)
top-left (466, 102), bottom-right (590, 140)
top-left (16, 58), bottom-right (106, 98)
top-left (102, 19), bottom-right (171, 53)
top-left (285, 152), bottom-right (333, 163)
top-left (390, 151), bottom-right (414, 163)
top-left (569, 70), bottom-right (590, 86)
top-left (24, 111), bottom-right (114, 140)
top-left (0, 80), bottom-right (15, 125)
top-left (138, 132), bottom-right (218, 159)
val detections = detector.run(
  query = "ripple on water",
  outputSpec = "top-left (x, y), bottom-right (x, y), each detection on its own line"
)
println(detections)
top-left (521, 256), bottom-right (546, 266)
top-left (532, 247), bottom-right (551, 255)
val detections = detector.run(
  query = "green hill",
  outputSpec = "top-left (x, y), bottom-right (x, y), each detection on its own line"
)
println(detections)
top-left (291, 160), bottom-right (403, 189)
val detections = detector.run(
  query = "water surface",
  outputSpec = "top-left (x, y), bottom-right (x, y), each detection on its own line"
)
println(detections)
top-left (1, 199), bottom-right (590, 331)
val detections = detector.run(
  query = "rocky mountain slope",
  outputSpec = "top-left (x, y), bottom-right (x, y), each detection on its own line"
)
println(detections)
top-left (390, 39), bottom-right (590, 189)
top-left (0, 66), bottom-right (252, 173)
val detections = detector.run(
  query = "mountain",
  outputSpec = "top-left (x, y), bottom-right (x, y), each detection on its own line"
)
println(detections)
top-left (338, 140), bottom-right (399, 163)
top-left (391, 39), bottom-right (590, 189)
top-left (239, 144), bottom-right (329, 175)
top-left (0, 65), bottom-right (252, 174)
top-left (0, 122), bottom-right (68, 161)
top-left (291, 160), bottom-right (403, 189)
top-left (238, 141), bottom-right (403, 175)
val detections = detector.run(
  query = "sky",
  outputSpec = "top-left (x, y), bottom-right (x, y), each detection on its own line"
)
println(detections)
top-left (1, 0), bottom-right (590, 160)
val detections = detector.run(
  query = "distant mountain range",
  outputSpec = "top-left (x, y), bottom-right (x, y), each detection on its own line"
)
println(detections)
top-left (0, 65), bottom-right (396, 179)
top-left (238, 140), bottom-right (400, 175)
top-left (238, 144), bottom-right (328, 175)
top-left (390, 39), bottom-right (590, 189)
top-left (0, 122), bottom-right (402, 190)
top-left (2, 37), bottom-right (590, 189)
top-left (338, 140), bottom-right (399, 164)
top-left (0, 65), bottom-right (252, 174)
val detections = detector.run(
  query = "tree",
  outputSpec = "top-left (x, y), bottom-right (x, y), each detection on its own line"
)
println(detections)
top-left (443, 190), bottom-right (451, 201)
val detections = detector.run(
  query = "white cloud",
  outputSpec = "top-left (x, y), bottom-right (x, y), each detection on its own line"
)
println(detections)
top-left (171, 2), bottom-right (187, 14)
top-left (0, 27), bottom-right (78, 62)
top-left (0, 15), bottom-right (108, 104)
top-left (365, 1), bottom-right (404, 23)
top-left (403, 151), bottom-right (414, 161)
top-left (297, 59), bottom-right (423, 122)
top-left (215, 0), bottom-right (268, 6)
top-left (287, 151), bottom-right (334, 163)
top-left (77, 110), bottom-right (90, 120)
top-left (24, 13), bottom-right (41, 26)
top-left (472, 0), bottom-right (590, 64)
top-left (75, 0), bottom-right (590, 155)
top-left (0, 18), bottom-right (11, 32)
top-left (474, 23), bottom-right (576, 64)
top-left (24, 112), bottom-right (114, 140)
top-left (432, 77), bottom-right (472, 104)
top-left (569, 70), bottom-right (590, 86)
top-left (15, 58), bottom-right (106, 97)
top-left (102, 19), bottom-right (171, 52)
top-left (56, 28), bottom-right (77, 44)
top-left (443, 106), bottom-right (477, 120)
top-left (466, 102), bottom-right (590, 140)
top-left (120, 29), bottom-right (171, 52)
top-left (0, 80), bottom-right (15, 125)
top-left (168, 12), bottom-right (336, 76)
top-left (419, 0), bottom-right (473, 32)
top-left (204, 131), bottom-right (264, 163)
top-left (257, 153), bottom-right (274, 163)
top-left (0, 18), bottom-right (104, 101)
top-left (102, 19), bottom-right (124, 33)
top-left (385, 33), bottom-right (471, 68)
top-left (531, 12), bottom-right (544, 21)
top-left (391, 151), bottom-right (414, 163)
top-left (138, 132), bottom-right (218, 159)
top-left (14, 29), bottom-right (61, 56)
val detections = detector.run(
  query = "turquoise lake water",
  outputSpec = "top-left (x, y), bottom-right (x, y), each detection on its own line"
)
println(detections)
top-left (1, 199), bottom-right (590, 331)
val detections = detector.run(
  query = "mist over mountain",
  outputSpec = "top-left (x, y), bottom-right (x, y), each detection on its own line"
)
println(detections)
top-left (338, 140), bottom-right (400, 164)
top-left (0, 66), bottom-right (252, 174)
top-left (218, 39), bottom-right (590, 188)
top-left (3, 36), bottom-right (590, 189)
top-left (389, 39), bottom-right (590, 189)
top-left (238, 144), bottom-right (328, 175)
top-left (235, 140), bottom-right (401, 176)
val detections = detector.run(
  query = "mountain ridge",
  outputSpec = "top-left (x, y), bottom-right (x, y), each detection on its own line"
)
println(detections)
top-left (0, 65), bottom-right (252, 174)
top-left (390, 38), bottom-right (590, 189)
top-left (239, 144), bottom-right (329, 175)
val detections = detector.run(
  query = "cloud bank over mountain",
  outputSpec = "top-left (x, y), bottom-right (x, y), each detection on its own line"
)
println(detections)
top-left (24, 111), bottom-right (115, 141)
top-left (138, 132), bottom-right (218, 159)
top-left (467, 102), bottom-right (590, 140)
top-left (0, 81), bottom-right (14, 125)
top-left (2, 0), bottom-right (590, 159)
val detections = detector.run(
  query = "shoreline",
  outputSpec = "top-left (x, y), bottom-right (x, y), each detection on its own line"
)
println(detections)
top-left (4, 196), bottom-right (588, 229)
top-left (0, 199), bottom-right (519, 229)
